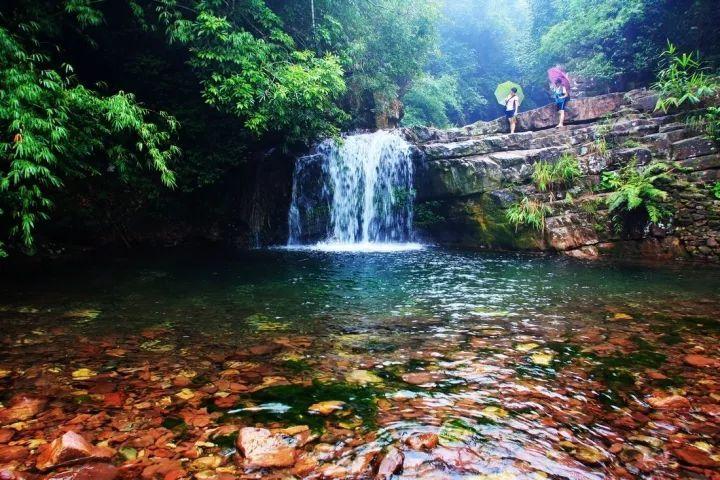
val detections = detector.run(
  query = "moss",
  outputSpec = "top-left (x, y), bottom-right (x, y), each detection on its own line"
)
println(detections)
top-left (221, 381), bottom-right (380, 433)
top-left (281, 359), bottom-right (312, 374)
top-left (461, 195), bottom-right (541, 250)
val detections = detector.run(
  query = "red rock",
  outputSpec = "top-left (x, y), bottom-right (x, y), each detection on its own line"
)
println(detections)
top-left (162, 469), bottom-right (186, 480)
top-left (647, 394), bottom-right (691, 410)
top-left (684, 354), bottom-right (719, 368)
top-left (405, 433), bottom-right (439, 450)
top-left (103, 392), bottom-right (126, 409)
top-left (45, 463), bottom-right (118, 480)
top-left (0, 445), bottom-right (28, 463)
top-left (0, 396), bottom-right (46, 424)
top-left (36, 431), bottom-right (113, 471)
top-left (401, 372), bottom-right (443, 385)
top-left (236, 427), bottom-right (297, 468)
top-left (172, 376), bottom-right (191, 388)
top-left (376, 447), bottom-right (403, 479)
top-left (673, 446), bottom-right (720, 467)
top-left (646, 370), bottom-right (667, 380)
top-left (0, 429), bottom-right (14, 444)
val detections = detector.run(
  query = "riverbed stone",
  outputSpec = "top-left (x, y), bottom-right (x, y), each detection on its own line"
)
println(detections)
top-left (236, 427), bottom-right (297, 468)
top-left (36, 431), bottom-right (113, 471)
top-left (0, 396), bottom-right (46, 425)
top-left (44, 463), bottom-right (118, 480)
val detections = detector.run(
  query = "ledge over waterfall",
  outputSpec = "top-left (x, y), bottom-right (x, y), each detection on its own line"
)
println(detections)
top-left (396, 89), bottom-right (719, 261)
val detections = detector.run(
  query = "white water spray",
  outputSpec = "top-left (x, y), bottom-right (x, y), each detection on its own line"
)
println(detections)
top-left (288, 131), bottom-right (421, 251)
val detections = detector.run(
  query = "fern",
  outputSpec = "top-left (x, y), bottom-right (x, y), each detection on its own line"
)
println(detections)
top-left (506, 197), bottom-right (552, 232)
top-left (605, 159), bottom-right (675, 224)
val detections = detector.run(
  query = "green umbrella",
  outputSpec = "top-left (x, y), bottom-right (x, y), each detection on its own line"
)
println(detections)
top-left (495, 81), bottom-right (524, 106)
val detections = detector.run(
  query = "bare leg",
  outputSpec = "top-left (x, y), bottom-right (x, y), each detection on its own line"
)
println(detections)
top-left (558, 110), bottom-right (565, 128)
top-left (510, 117), bottom-right (516, 134)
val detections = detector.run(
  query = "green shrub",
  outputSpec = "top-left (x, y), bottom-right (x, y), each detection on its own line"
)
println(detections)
top-left (532, 153), bottom-right (582, 192)
top-left (654, 42), bottom-right (719, 113)
top-left (605, 159), bottom-right (675, 224)
top-left (506, 197), bottom-right (552, 232)
top-left (531, 161), bottom-right (554, 192)
top-left (554, 153), bottom-right (583, 184)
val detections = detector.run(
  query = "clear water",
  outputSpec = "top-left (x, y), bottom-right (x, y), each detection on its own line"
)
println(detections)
top-left (1, 249), bottom-right (719, 479)
top-left (288, 131), bottom-right (415, 249)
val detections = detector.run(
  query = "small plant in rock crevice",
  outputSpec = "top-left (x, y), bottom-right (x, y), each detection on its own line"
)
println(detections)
top-left (688, 106), bottom-right (720, 144)
top-left (506, 196), bottom-right (552, 232)
top-left (531, 153), bottom-right (583, 195)
top-left (711, 182), bottom-right (720, 200)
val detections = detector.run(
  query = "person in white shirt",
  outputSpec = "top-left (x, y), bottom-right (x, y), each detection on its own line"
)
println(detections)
top-left (504, 87), bottom-right (520, 134)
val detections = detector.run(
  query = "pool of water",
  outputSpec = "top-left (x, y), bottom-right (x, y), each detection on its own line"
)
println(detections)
top-left (1, 248), bottom-right (719, 479)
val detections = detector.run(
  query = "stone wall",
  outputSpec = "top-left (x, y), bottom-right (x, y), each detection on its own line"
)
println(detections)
top-left (401, 89), bottom-right (720, 262)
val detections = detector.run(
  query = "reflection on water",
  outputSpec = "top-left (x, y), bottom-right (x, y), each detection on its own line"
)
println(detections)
top-left (0, 249), bottom-right (719, 479)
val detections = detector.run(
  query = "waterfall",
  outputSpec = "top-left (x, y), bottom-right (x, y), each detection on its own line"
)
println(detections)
top-left (287, 131), bottom-right (419, 251)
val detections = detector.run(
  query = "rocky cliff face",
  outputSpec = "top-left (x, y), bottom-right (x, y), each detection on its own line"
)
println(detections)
top-left (399, 89), bottom-right (720, 262)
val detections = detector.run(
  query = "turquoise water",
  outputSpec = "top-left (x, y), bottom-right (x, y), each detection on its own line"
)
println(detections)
top-left (1, 248), bottom-right (719, 479)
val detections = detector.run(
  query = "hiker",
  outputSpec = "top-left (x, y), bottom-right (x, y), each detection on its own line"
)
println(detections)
top-left (552, 79), bottom-right (570, 127)
top-left (505, 87), bottom-right (520, 134)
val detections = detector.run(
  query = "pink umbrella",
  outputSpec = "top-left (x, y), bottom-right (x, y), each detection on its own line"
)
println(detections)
top-left (548, 67), bottom-right (571, 91)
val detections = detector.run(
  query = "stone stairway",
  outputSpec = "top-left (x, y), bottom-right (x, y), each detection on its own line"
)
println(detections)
top-left (398, 89), bottom-right (720, 261)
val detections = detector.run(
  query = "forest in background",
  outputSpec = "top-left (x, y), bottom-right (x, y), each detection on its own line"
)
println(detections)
top-left (1, 0), bottom-right (719, 257)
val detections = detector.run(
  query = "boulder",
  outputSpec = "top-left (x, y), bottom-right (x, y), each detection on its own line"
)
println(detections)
top-left (236, 427), bottom-right (297, 468)
top-left (546, 213), bottom-right (599, 251)
top-left (515, 93), bottom-right (626, 131)
top-left (36, 432), bottom-right (113, 471)
top-left (624, 89), bottom-right (660, 113)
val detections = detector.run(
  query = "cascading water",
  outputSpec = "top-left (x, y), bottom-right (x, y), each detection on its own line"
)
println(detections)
top-left (287, 131), bottom-right (421, 251)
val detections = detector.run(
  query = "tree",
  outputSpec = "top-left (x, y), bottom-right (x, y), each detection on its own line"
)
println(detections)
top-left (0, 1), bottom-right (179, 256)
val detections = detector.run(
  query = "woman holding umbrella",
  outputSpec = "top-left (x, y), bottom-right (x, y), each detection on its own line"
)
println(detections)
top-left (505, 87), bottom-right (521, 134)
top-left (548, 68), bottom-right (571, 128)
top-left (495, 82), bottom-right (524, 134)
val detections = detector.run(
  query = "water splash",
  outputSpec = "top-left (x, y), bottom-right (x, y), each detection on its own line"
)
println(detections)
top-left (288, 131), bottom-right (417, 251)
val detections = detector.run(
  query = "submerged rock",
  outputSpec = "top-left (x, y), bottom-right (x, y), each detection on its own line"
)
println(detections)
top-left (405, 433), bottom-right (439, 450)
top-left (36, 431), bottom-right (113, 471)
top-left (683, 354), bottom-right (718, 368)
top-left (345, 370), bottom-right (383, 385)
top-left (308, 401), bottom-right (346, 415)
top-left (236, 427), bottom-right (298, 468)
top-left (646, 394), bottom-right (691, 410)
top-left (0, 396), bottom-right (46, 424)
top-left (376, 447), bottom-right (403, 479)
top-left (44, 463), bottom-right (118, 480)
top-left (673, 446), bottom-right (719, 467)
